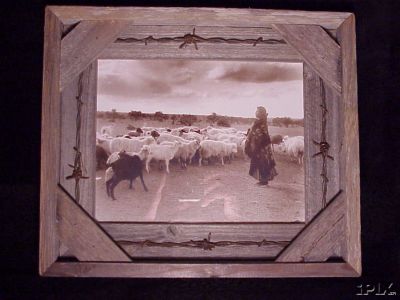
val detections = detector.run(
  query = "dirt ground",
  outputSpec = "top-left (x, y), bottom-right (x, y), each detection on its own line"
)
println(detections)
top-left (95, 153), bottom-right (305, 222)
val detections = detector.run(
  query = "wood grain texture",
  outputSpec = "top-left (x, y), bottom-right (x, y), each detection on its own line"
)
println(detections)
top-left (59, 62), bottom-right (97, 216)
top-left (39, 8), bottom-right (62, 275)
top-left (337, 14), bottom-right (361, 275)
top-left (324, 80), bottom-right (342, 205)
top-left (99, 223), bottom-right (304, 258)
top-left (119, 24), bottom-right (286, 39)
top-left (56, 187), bottom-right (131, 262)
top-left (303, 64), bottom-right (341, 221)
top-left (303, 216), bottom-right (344, 261)
top-left (101, 43), bottom-right (300, 62)
top-left (50, 6), bottom-right (351, 29)
top-left (273, 24), bottom-right (342, 93)
top-left (303, 63), bottom-right (323, 220)
top-left (276, 191), bottom-right (344, 262)
top-left (45, 262), bottom-right (359, 278)
top-left (59, 242), bottom-right (70, 257)
top-left (60, 20), bottom-right (128, 91)
top-left (59, 74), bottom-right (78, 198)
top-left (78, 62), bottom-right (97, 215)
top-left (100, 25), bottom-right (301, 61)
top-left (114, 24), bottom-right (335, 44)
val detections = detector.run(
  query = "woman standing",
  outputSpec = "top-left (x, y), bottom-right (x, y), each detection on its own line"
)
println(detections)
top-left (245, 106), bottom-right (278, 185)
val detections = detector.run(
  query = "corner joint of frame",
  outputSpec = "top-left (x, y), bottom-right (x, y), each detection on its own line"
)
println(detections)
top-left (344, 260), bottom-right (362, 277)
top-left (39, 260), bottom-right (58, 277)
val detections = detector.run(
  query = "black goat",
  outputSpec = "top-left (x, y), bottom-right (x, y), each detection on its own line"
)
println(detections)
top-left (96, 145), bottom-right (108, 170)
top-left (106, 153), bottom-right (148, 200)
top-left (150, 130), bottom-right (160, 139)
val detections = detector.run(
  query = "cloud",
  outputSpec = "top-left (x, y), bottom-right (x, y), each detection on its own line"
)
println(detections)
top-left (209, 62), bottom-right (301, 83)
top-left (97, 72), bottom-right (172, 99)
top-left (97, 60), bottom-right (304, 117)
top-left (98, 60), bottom-right (201, 98)
top-left (142, 77), bottom-right (172, 94)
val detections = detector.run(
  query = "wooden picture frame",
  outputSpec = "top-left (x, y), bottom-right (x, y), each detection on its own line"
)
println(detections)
top-left (40, 6), bottom-right (360, 277)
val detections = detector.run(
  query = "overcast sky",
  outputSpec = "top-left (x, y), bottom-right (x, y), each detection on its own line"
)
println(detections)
top-left (97, 59), bottom-right (303, 118)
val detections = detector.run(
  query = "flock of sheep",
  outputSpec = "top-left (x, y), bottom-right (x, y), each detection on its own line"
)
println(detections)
top-left (96, 124), bottom-right (304, 200)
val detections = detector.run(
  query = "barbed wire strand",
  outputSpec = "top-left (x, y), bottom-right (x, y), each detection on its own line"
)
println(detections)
top-left (116, 28), bottom-right (285, 50)
top-left (312, 78), bottom-right (334, 208)
top-left (65, 73), bottom-right (89, 201)
top-left (118, 233), bottom-right (289, 251)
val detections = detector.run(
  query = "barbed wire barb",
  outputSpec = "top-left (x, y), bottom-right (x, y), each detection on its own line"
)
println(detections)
top-left (65, 73), bottom-right (89, 201)
top-left (115, 27), bottom-right (286, 50)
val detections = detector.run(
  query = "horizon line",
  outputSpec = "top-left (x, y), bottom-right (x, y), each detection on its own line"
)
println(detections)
top-left (96, 110), bottom-right (304, 120)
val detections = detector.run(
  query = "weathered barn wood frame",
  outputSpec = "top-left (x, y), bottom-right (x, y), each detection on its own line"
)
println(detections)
top-left (40, 6), bottom-right (360, 277)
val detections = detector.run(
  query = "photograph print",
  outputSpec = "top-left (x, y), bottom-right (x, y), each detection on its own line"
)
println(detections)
top-left (95, 59), bottom-right (305, 223)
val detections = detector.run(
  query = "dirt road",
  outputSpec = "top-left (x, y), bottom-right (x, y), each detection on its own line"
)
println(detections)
top-left (95, 153), bottom-right (304, 222)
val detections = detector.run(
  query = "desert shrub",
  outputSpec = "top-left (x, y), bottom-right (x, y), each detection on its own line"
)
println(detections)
top-left (104, 111), bottom-right (113, 119)
top-left (207, 112), bottom-right (218, 124)
top-left (128, 111), bottom-right (142, 120)
top-left (272, 117), bottom-right (292, 127)
top-left (293, 118), bottom-right (304, 127)
top-left (106, 109), bottom-right (118, 122)
top-left (216, 117), bottom-right (231, 127)
top-left (154, 111), bottom-right (168, 122)
top-left (171, 115), bottom-right (178, 124)
top-left (179, 114), bottom-right (197, 126)
top-left (141, 113), bottom-right (152, 119)
top-left (116, 113), bottom-right (126, 119)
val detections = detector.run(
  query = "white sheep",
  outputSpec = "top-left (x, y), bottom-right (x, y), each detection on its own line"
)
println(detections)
top-left (205, 128), bottom-right (224, 137)
top-left (174, 140), bottom-right (200, 168)
top-left (106, 145), bottom-right (151, 165)
top-left (170, 129), bottom-right (180, 136)
top-left (280, 136), bottom-right (304, 165)
top-left (222, 141), bottom-right (238, 156)
top-left (145, 141), bottom-right (181, 173)
top-left (180, 131), bottom-right (204, 143)
top-left (127, 128), bottom-right (143, 137)
top-left (156, 133), bottom-right (187, 144)
top-left (141, 126), bottom-right (155, 131)
top-left (177, 126), bottom-right (191, 132)
top-left (96, 135), bottom-right (113, 155)
top-left (238, 139), bottom-right (247, 159)
top-left (209, 129), bottom-right (222, 136)
top-left (223, 127), bottom-right (237, 134)
top-left (189, 126), bottom-right (200, 132)
top-left (199, 140), bottom-right (227, 166)
top-left (218, 133), bottom-right (244, 145)
top-left (221, 141), bottom-right (238, 162)
top-left (110, 136), bottom-right (155, 153)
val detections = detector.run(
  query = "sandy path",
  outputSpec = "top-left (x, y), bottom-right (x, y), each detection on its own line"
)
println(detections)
top-left (95, 153), bottom-right (304, 222)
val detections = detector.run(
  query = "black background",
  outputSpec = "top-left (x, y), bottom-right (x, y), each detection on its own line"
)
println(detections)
top-left (2, 0), bottom-right (399, 299)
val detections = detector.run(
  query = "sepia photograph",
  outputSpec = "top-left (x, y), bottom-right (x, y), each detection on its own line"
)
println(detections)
top-left (95, 59), bottom-right (304, 222)
top-left (36, 5), bottom-right (365, 280)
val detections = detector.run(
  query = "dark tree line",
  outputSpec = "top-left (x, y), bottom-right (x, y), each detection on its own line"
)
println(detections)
top-left (271, 117), bottom-right (304, 127)
top-left (206, 113), bottom-right (231, 127)
top-left (97, 109), bottom-right (303, 128)
top-left (97, 110), bottom-right (199, 125)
